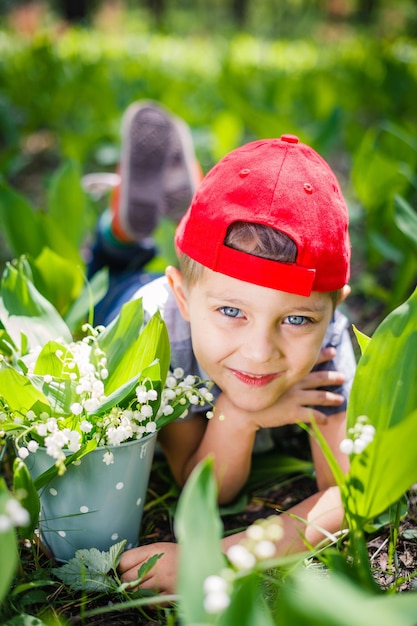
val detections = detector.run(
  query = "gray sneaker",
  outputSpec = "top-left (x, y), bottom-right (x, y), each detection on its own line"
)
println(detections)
top-left (162, 113), bottom-right (200, 222)
top-left (116, 101), bottom-right (200, 242)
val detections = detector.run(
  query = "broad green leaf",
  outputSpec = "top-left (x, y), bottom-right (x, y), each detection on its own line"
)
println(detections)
top-left (93, 361), bottom-right (162, 416)
top-left (0, 479), bottom-right (19, 607)
top-left (394, 194), bottom-right (417, 250)
top-left (211, 109), bottom-right (243, 161)
top-left (344, 288), bottom-right (417, 523)
top-left (347, 287), bottom-right (417, 430)
top-left (219, 575), bottom-right (275, 626)
top-left (176, 457), bottom-right (226, 625)
top-left (13, 459), bottom-right (40, 539)
top-left (0, 367), bottom-right (50, 415)
top-left (352, 126), bottom-right (417, 215)
top-left (344, 408), bottom-right (417, 522)
top-left (352, 325), bottom-right (370, 356)
top-left (96, 297), bottom-right (145, 367)
top-left (27, 375), bottom-right (76, 416)
top-left (65, 266), bottom-right (109, 331)
top-left (0, 327), bottom-right (16, 355)
top-left (0, 260), bottom-right (72, 350)
top-left (99, 303), bottom-right (170, 396)
top-left (0, 182), bottom-right (43, 257)
top-left (37, 210), bottom-right (83, 264)
top-left (32, 248), bottom-right (85, 316)
top-left (47, 160), bottom-right (87, 249)
top-left (363, 495), bottom-right (408, 534)
top-left (351, 128), bottom-right (409, 213)
top-left (278, 567), bottom-right (417, 626)
top-left (33, 341), bottom-right (75, 377)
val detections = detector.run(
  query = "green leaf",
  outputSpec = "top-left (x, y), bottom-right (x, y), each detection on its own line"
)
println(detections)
top-left (278, 567), bottom-right (417, 626)
top-left (33, 341), bottom-right (73, 377)
top-left (352, 325), bottom-right (370, 356)
top-left (345, 408), bottom-right (417, 521)
top-left (0, 479), bottom-right (19, 607)
top-left (345, 288), bottom-right (417, 522)
top-left (219, 575), bottom-right (275, 626)
top-left (393, 194), bottom-right (417, 250)
top-left (175, 457), bottom-right (226, 625)
top-left (53, 540), bottom-right (126, 593)
top-left (352, 126), bottom-right (416, 215)
top-left (46, 160), bottom-right (87, 249)
top-left (0, 367), bottom-right (50, 415)
top-left (363, 495), bottom-right (408, 533)
top-left (27, 374), bottom-right (76, 416)
top-left (0, 259), bottom-right (72, 351)
top-left (37, 211), bottom-right (83, 265)
top-left (0, 182), bottom-right (43, 257)
top-left (32, 248), bottom-right (85, 316)
top-left (93, 361), bottom-right (161, 416)
top-left (13, 459), bottom-right (40, 539)
top-left (347, 287), bottom-right (417, 430)
top-left (65, 267), bottom-right (109, 331)
top-left (99, 301), bottom-right (170, 396)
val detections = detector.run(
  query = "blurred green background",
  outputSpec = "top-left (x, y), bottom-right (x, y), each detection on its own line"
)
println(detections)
top-left (0, 0), bottom-right (417, 333)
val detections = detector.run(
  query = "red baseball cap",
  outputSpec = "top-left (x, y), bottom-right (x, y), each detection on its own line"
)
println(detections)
top-left (175, 135), bottom-right (350, 296)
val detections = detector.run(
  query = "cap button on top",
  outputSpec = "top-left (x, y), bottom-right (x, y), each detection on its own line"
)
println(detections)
top-left (280, 134), bottom-right (299, 144)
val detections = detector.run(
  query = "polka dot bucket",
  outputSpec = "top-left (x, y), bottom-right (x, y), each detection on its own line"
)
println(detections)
top-left (25, 432), bottom-right (157, 562)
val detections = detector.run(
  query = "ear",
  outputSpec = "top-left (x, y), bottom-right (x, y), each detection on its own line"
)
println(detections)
top-left (337, 284), bottom-right (351, 305)
top-left (165, 266), bottom-right (190, 321)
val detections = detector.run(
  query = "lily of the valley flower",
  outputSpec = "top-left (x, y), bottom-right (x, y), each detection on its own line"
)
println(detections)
top-left (0, 496), bottom-right (30, 532)
top-left (340, 415), bottom-right (376, 456)
top-left (0, 326), bottom-right (213, 475)
top-left (203, 516), bottom-right (284, 615)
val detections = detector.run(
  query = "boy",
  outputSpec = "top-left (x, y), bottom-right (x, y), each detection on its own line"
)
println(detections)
top-left (89, 103), bottom-right (355, 594)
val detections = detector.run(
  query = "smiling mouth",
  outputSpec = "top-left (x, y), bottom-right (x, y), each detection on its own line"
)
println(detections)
top-left (230, 369), bottom-right (282, 387)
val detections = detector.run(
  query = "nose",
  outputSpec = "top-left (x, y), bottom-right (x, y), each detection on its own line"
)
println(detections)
top-left (240, 325), bottom-right (280, 364)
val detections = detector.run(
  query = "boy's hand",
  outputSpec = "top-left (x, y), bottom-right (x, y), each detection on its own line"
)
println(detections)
top-left (118, 542), bottom-right (178, 594)
top-left (217, 346), bottom-right (345, 431)
top-left (274, 345), bottom-right (345, 425)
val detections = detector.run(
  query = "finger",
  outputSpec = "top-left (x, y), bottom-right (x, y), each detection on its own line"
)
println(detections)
top-left (315, 346), bottom-right (337, 365)
top-left (299, 370), bottom-right (345, 390)
top-left (291, 389), bottom-right (344, 412)
top-left (118, 547), bottom-right (145, 574)
top-left (307, 389), bottom-right (345, 406)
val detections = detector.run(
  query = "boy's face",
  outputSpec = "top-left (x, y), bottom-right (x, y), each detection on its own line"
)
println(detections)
top-left (167, 267), bottom-right (335, 414)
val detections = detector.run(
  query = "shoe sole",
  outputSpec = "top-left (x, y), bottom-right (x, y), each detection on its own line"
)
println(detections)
top-left (163, 115), bottom-right (200, 222)
top-left (118, 102), bottom-right (171, 240)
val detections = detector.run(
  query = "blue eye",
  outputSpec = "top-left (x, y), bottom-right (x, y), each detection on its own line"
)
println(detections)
top-left (219, 306), bottom-right (243, 318)
top-left (285, 315), bottom-right (309, 326)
